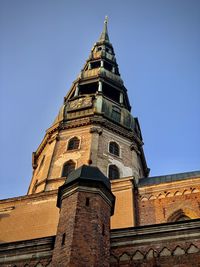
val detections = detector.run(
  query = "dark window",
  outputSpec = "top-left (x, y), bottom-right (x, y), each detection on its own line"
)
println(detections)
top-left (108, 165), bottom-right (120, 180)
top-left (61, 233), bottom-right (66, 246)
top-left (102, 224), bottom-right (105, 235)
top-left (111, 106), bottom-right (121, 123)
top-left (62, 160), bottom-right (75, 177)
top-left (104, 61), bottom-right (113, 71)
top-left (67, 137), bottom-right (80, 150)
top-left (90, 61), bottom-right (101, 69)
top-left (102, 83), bottom-right (120, 103)
top-left (109, 142), bottom-right (120, 156)
top-left (79, 82), bottom-right (98, 95)
top-left (86, 197), bottom-right (90, 206)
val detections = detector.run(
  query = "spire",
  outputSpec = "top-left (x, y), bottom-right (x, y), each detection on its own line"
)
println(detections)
top-left (99, 16), bottom-right (110, 42)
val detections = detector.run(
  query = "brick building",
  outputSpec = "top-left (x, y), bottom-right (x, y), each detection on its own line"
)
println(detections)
top-left (0, 19), bottom-right (200, 266)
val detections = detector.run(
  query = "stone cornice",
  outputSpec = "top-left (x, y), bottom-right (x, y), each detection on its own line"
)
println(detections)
top-left (33, 114), bottom-right (144, 171)
top-left (0, 236), bottom-right (55, 263)
top-left (138, 177), bottom-right (200, 194)
top-left (58, 115), bottom-right (142, 145)
top-left (111, 219), bottom-right (200, 247)
top-left (0, 190), bottom-right (58, 204)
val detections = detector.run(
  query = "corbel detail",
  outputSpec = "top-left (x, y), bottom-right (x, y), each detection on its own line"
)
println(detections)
top-left (130, 142), bottom-right (140, 154)
top-left (90, 127), bottom-right (103, 135)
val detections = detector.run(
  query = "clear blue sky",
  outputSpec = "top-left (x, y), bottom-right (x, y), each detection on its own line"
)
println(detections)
top-left (0, 0), bottom-right (199, 199)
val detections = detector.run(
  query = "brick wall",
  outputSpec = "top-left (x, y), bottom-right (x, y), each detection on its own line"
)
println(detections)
top-left (51, 186), bottom-right (112, 266)
top-left (110, 220), bottom-right (200, 267)
top-left (138, 180), bottom-right (200, 225)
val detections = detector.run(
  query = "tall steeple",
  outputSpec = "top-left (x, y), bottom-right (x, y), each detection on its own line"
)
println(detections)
top-left (61, 17), bottom-right (131, 114)
top-left (99, 16), bottom-right (110, 42)
top-left (28, 20), bottom-right (149, 198)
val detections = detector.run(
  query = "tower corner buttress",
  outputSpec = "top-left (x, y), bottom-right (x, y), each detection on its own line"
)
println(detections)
top-left (51, 164), bottom-right (115, 267)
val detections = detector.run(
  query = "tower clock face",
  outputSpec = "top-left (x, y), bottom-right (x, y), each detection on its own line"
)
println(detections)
top-left (68, 97), bottom-right (92, 110)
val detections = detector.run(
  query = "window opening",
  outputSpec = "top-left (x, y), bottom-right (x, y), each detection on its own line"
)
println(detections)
top-left (90, 61), bottom-right (101, 69)
top-left (86, 197), bottom-right (90, 207)
top-left (108, 165), bottom-right (120, 180)
top-left (102, 224), bottom-right (105, 236)
top-left (62, 160), bottom-right (75, 177)
top-left (61, 233), bottom-right (66, 246)
top-left (102, 83), bottom-right (120, 103)
top-left (67, 137), bottom-right (80, 150)
top-left (109, 142), bottom-right (120, 156)
top-left (79, 82), bottom-right (98, 95)
top-left (104, 61), bottom-right (113, 71)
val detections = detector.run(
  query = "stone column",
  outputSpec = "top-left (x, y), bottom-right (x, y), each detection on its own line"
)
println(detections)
top-left (74, 85), bottom-right (79, 97)
top-left (120, 92), bottom-right (123, 104)
top-left (98, 81), bottom-right (103, 92)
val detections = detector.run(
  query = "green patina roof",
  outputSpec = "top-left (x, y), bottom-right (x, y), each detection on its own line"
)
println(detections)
top-left (139, 170), bottom-right (200, 187)
top-left (99, 16), bottom-right (110, 43)
top-left (64, 164), bottom-right (111, 190)
top-left (57, 165), bottom-right (115, 213)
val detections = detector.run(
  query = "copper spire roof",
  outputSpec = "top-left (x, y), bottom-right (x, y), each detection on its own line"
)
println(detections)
top-left (99, 16), bottom-right (110, 43)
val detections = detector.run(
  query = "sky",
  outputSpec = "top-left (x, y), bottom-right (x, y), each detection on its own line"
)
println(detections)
top-left (0, 0), bottom-right (199, 199)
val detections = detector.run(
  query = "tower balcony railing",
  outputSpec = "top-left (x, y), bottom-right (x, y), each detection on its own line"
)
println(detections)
top-left (100, 68), bottom-right (123, 85)
top-left (82, 68), bottom-right (123, 86)
top-left (82, 68), bottom-right (99, 78)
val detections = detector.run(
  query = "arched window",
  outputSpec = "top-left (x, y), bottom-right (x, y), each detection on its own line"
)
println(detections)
top-left (62, 160), bottom-right (75, 177)
top-left (109, 141), bottom-right (120, 156)
top-left (108, 165), bottom-right (120, 180)
top-left (167, 209), bottom-right (191, 222)
top-left (67, 137), bottom-right (80, 151)
top-left (176, 215), bottom-right (190, 221)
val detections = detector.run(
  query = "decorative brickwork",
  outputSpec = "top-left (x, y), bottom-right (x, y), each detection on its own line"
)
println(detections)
top-left (110, 219), bottom-right (200, 267)
top-left (138, 179), bottom-right (200, 225)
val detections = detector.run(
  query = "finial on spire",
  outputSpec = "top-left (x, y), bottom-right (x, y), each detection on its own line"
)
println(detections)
top-left (99, 16), bottom-right (110, 42)
top-left (105, 16), bottom-right (108, 25)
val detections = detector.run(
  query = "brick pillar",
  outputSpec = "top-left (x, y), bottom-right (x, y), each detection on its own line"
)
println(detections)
top-left (51, 165), bottom-right (115, 267)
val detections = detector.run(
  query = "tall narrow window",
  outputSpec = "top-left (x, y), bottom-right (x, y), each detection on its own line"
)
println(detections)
top-left (108, 165), bottom-right (120, 180)
top-left (62, 160), bottom-right (75, 177)
top-left (109, 141), bottom-right (120, 156)
top-left (61, 233), bottom-right (66, 246)
top-left (67, 137), bottom-right (80, 151)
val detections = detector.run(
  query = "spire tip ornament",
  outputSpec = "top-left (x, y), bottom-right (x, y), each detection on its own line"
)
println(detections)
top-left (99, 16), bottom-right (110, 42)
top-left (105, 16), bottom-right (108, 24)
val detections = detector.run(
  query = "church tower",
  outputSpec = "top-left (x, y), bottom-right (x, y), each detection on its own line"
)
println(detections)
top-left (28, 18), bottom-right (149, 228)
